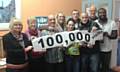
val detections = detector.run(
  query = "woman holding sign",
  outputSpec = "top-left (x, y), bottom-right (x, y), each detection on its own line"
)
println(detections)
top-left (25, 17), bottom-right (46, 72)
top-left (65, 18), bottom-right (81, 72)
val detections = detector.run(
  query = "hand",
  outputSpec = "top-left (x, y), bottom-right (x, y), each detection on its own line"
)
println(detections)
top-left (103, 32), bottom-right (108, 36)
top-left (48, 26), bottom-right (54, 31)
top-left (91, 26), bottom-right (97, 32)
top-left (81, 41), bottom-right (87, 47)
top-left (31, 36), bottom-right (37, 40)
top-left (87, 43), bottom-right (93, 48)
top-left (24, 46), bottom-right (33, 52)
top-left (33, 48), bottom-right (46, 52)
top-left (48, 26), bottom-right (58, 32)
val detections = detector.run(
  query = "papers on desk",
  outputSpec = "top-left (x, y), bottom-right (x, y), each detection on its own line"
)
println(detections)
top-left (0, 58), bottom-right (6, 66)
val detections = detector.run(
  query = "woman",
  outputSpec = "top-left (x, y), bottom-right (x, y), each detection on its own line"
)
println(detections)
top-left (3, 18), bottom-right (32, 72)
top-left (25, 17), bottom-right (46, 72)
top-left (25, 17), bottom-right (41, 40)
top-left (65, 18), bottom-right (80, 72)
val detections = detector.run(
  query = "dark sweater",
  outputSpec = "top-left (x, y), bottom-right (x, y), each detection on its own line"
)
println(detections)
top-left (79, 20), bottom-right (100, 54)
top-left (3, 32), bottom-right (31, 64)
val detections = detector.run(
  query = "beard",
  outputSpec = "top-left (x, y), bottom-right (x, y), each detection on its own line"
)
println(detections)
top-left (99, 15), bottom-right (107, 21)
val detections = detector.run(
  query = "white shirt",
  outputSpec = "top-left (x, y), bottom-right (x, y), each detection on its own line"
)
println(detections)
top-left (95, 20), bottom-right (117, 52)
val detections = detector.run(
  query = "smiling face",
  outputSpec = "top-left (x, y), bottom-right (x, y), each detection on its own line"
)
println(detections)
top-left (89, 5), bottom-right (96, 18)
top-left (10, 19), bottom-right (23, 34)
top-left (29, 20), bottom-right (36, 30)
top-left (57, 13), bottom-right (65, 24)
top-left (12, 22), bottom-right (23, 32)
top-left (66, 19), bottom-right (75, 31)
top-left (98, 8), bottom-right (107, 20)
top-left (28, 18), bottom-right (37, 30)
top-left (80, 13), bottom-right (89, 24)
top-left (72, 10), bottom-right (80, 21)
top-left (48, 15), bottom-right (56, 27)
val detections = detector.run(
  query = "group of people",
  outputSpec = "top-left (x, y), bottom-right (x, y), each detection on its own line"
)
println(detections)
top-left (3, 5), bottom-right (119, 72)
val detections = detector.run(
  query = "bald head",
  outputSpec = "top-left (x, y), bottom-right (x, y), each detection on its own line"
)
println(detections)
top-left (80, 13), bottom-right (89, 19)
top-left (90, 5), bottom-right (96, 11)
top-left (90, 5), bottom-right (96, 20)
top-left (80, 13), bottom-right (88, 17)
top-left (80, 13), bottom-right (89, 24)
top-left (48, 14), bottom-right (56, 27)
top-left (48, 14), bottom-right (55, 19)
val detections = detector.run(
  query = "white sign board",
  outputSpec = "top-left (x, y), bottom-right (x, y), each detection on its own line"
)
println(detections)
top-left (32, 30), bottom-right (103, 51)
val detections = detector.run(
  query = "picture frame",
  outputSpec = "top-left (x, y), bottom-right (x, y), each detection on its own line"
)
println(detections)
top-left (36, 16), bottom-right (48, 28)
top-left (0, 0), bottom-right (21, 30)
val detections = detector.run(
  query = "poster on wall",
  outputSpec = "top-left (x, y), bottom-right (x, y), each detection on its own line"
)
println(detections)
top-left (36, 16), bottom-right (48, 28)
top-left (0, 0), bottom-right (21, 30)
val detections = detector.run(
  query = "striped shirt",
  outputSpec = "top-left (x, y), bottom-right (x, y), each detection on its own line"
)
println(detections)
top-left (41, 29), bottom-right (64, 63)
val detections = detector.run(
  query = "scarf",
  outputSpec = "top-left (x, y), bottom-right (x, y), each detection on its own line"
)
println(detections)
top-left (28, 29), bottom-right (38, 36)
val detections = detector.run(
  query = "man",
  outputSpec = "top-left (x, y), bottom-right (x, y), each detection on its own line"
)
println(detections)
top-left (56, 12), bottom-right (66, 32)
top-left (79, 13), bottom-right (100, 72)
top-left (40, 14), bottom-right (64, 72)
top-left (89, 5), bottom-right (98, 21)
top-left (71, 9), bottom-right (81, 30)
top-left (95, 8), bottom-right (118, 72)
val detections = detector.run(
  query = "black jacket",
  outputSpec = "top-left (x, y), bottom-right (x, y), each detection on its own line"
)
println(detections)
top-left (79, 20), bottom-right (101, 54)
top-left (3, 32), bottom-right (31, 64)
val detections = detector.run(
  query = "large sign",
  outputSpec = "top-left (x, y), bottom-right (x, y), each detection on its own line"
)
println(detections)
top-left (32, 30), bottom-right (103, 51)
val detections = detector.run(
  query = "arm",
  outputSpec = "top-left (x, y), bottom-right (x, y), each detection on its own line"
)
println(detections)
top-left (104, 21), bottom-right (118, 39)
top-left (107, 30), bottom-right (117, 39)
top-left (93, 22), bottom-right (102, 30)
top-left (91, 22), bottom-right (102, 32)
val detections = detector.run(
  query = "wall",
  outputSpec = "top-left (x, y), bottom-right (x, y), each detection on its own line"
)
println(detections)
top-left (0, 0), bottom-right (82, 36)
top-left (82, 0), bottom-right (112, 19)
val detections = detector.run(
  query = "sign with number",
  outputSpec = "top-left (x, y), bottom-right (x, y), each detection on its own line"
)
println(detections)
top-left (32, 30), bottom-right (103, 51)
